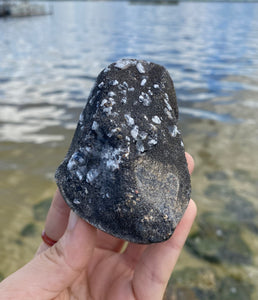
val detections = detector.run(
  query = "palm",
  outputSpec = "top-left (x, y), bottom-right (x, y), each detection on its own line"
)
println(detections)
top-left (56, 230), bottom-right (158, 300)
top-left (87, 245), bottom-right (137, 299)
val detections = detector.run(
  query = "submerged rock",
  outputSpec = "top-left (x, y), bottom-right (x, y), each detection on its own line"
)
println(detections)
top-left (164, 267), bottom-right (254, 300)
top-left (33, 198), bottom-right (52, 221)
top-left (20, 223), bottom-right (37, 237)
top-left (186, 212), bottom-right (252, 264)
top-left (55, 59), bottom-right (191, 244)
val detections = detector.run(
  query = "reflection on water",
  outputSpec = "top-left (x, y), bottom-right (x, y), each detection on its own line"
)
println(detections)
top-left (0, 1), bottom-right (258, 298)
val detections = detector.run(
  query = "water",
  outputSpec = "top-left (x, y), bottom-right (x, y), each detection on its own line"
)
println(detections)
top-left (0, 1), bottom-right (258, 298)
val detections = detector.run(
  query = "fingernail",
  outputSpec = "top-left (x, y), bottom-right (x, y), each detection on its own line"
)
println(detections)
top-left (67, 210), bottom-right (79, 231)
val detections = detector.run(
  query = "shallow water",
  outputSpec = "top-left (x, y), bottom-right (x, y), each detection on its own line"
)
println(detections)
top-left (0, 1), bottom-right (258, 298)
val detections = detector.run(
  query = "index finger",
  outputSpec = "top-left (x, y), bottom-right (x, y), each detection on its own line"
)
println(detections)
top-left (37, 189), bottom-right (70, 254)
top-left (185, 152), bottom-right (194, 175)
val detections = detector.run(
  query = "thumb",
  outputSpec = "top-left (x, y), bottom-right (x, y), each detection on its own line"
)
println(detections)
top-left (0, 211), bottom-right (96, 300)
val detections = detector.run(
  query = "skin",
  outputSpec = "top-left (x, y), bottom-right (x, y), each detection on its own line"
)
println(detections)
top-left (0, 153), bottom-right (196, 300)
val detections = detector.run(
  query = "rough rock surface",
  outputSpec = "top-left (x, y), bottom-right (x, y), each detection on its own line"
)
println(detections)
top-left (55, 59), bottom-right (191, 244)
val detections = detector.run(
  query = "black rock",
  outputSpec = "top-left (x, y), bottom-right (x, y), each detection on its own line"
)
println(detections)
top-left (55, 59), bottom-right (191, 244)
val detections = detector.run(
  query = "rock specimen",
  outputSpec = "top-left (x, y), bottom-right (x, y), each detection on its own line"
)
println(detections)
top-left (55, 59), bottom-right (191, 244)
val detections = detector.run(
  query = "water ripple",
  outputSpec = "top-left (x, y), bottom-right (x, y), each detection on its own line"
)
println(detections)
top-left (0, 1), bottom-right (258, 143)
top-left (180, 107), bottom-right (239, 123)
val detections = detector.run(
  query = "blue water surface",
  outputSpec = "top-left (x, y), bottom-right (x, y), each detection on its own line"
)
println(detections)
top-left (1, 1), bottom-right (258, 143)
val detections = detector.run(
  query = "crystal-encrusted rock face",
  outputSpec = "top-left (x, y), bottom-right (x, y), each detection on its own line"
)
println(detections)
top-left (55, 59), bottom-right (191, 244)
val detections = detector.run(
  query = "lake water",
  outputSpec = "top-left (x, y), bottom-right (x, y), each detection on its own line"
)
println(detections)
top-left (0, 1), bottom-right (258, 298)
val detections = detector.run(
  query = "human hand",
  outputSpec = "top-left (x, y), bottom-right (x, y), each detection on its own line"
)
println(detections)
top-left (0, 153), bottom-right (196, 300)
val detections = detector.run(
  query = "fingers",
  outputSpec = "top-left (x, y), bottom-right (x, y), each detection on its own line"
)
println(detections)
top-left (45, 189), bottom-right (70, 240)
top-left (185, 152), bottom-right (194, 175)
top-left (1, 211), bottom-right (96, 299)
top-left (132, 199), bottom-right (197, 300)
top-left (37, 189), bottom-right (70, 254)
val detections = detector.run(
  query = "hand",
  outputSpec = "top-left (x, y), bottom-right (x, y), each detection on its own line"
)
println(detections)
top-left (0, 153), bottom-right (196, 300)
